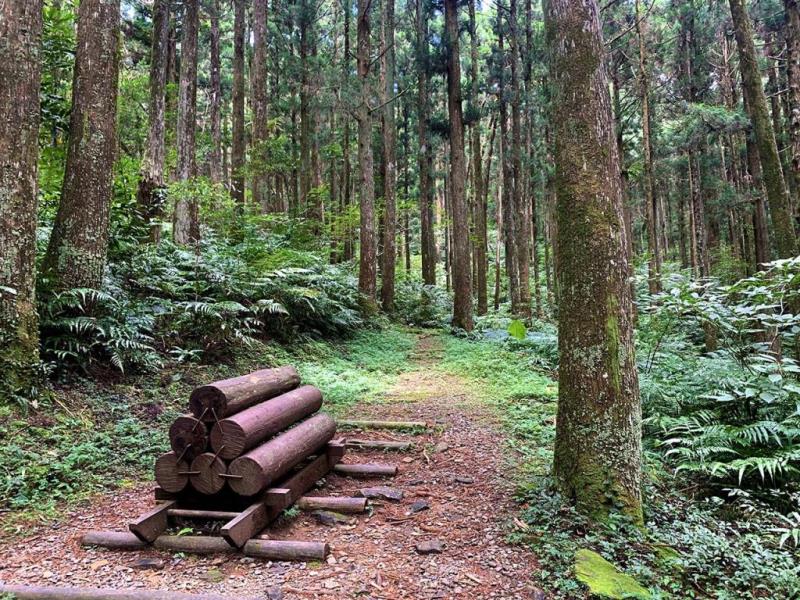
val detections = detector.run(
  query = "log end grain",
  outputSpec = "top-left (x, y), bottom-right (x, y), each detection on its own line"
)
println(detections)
top-left (168, 415), bottom-right (208, 461)
top-left (190, 453), bottom-right (228, 495)
top-left (154, 452), bottom-right (190, 494)
top-left (209, 420), bottom-right (247, 460)
top-left (227, 456), bottom-right (265, 496)
top-left (188, 386), bottom-right (226, 422)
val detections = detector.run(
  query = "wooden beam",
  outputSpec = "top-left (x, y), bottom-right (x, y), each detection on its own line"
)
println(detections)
top-left (338, 419), bottom-right (427, 430)
top-left (81, 531), bottom-right (147, 550)
top-left (221, 501), bottom-right (274, 549)
top-left (244, 539), bottom-right (330, 561)
top-left (333, 463), bottom-right (399, 478)
top-left (296, 496), bottom-right (367, 513)
top-left (153, 535), bottom-right (234, 554)
top-left (0, 585), bottom-right (262, 600)
top-left (129, 500), bottom-right (175, 543)
top-left (345, 439), bottom-right (413, 451)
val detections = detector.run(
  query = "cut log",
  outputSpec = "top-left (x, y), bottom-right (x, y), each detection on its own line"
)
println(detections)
top-left (190, 366), bottom-right (301, 422)
top-left (129, 500), bottom-right (175, 543)
top-left (221, 501), bottom-right (273, 548)
top-left (333, 463), bottom-right (398, 478)
top-left (81, 531), bottom-right (147, 549)
top-left (338, 419), bottom-right (427, 430)
top-left (152, 535), bottom-right (234, 554)
top-left (168, 509), bottom-right (241, 520)
top-left (210, 385), bottom-right (323, 459)
top-left (169, 415), bottom-right (208, 461)
top-left (189, 452), bottom-right (227, 495)
top-left (345, 439), bottom-right (413, 451)
top-left (154, 452), bottom-right (190, 494)
top-left (228, 413), bottom-right (337, 496)
top-left (0, 585), bottom-right (261, 600)
top-left (244, 539), bottom-right (330, 561)
top-left (296, 496), bottom-right (367, 514)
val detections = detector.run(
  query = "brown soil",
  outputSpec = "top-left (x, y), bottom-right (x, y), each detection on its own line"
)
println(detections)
top-left (0, 334), bottom-right (543, 599)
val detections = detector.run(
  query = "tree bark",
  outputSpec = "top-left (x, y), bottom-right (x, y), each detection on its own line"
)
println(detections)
top-left (231, 0), bottom-right (246, 206)
top-left (545, 0), bottom-right (643, 522)
top-left (417, 0), bottom-right (436, 286)
top-left (137, 0), bottom-right (170, 243)
top-left (0, 0), bottom-right (43, 398)
top-left (635, 0), bottom-right (661, 294)
top-left (208, 0), bottom-right (222, 184)
top-left (173, 0), bottom-right (200, 245)
top-left (469, 0), bottom-right (488, 315)
top-left (445, 0), bottom-right (473, 331)
top-left (357, 0), bottom-right (378, 310)
top-left (785, 0), bottom-right (800, 211)
top-left (251, 0), bottom-right (270, 211)
top-left (730, 0), bottom-right (797, 258)
top-left (43, 0), bottom-right (120, 289)
top-left (380, 0), bottom-right (397, 312)
top-left (509, 0), bottom-right (532, 319)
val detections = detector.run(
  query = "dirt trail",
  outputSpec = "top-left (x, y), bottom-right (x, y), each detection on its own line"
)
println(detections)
top-left (0, 334), bottom-right (543, 599)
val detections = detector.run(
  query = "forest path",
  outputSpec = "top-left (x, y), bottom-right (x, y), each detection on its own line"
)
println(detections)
top-left (0, 333), bottom-right (543, 599)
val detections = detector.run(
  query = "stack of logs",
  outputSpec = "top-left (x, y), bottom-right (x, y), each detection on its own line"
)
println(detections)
top-left (156, 365), bottom-right (337, 499)
top-left (80, 365), bottom-right (403, 562)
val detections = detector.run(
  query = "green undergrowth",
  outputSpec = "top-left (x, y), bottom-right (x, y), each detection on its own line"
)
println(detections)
top-left (0, 327), bottom-right (415, 532)
top-left (434, 331), bottom-right (800, 599)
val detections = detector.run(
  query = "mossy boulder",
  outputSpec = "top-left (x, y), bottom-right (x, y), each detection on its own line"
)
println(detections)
top-left (574, 549), bottom-right (651, 599)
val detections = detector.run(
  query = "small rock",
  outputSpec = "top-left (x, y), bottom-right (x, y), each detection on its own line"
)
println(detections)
top-left (433, 442), bottom-right (450, 453)
top-left (201, 568), bottom-right (224, 583)
top-left (132, 558), bottom-right (164, 571)
top-left (356, 486), bottom-right (404, 502)
top-left (266, 586), bottom-right (283, 600)
top-left (410, 500), bottom-right (430, 513)
top-left (312, 510), bottom-right (355, 526)
top-left (455, 476), bottom-right (474, 484)
top-left (89, 559), bottom-right (109, 572)
top-left (415, 539), bottom-right (444, 555)
top-left (322, 579), bottom-right (340, 589)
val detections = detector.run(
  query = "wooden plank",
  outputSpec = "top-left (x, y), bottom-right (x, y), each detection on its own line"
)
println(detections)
top-left (333, 463), bottom-right (399, 478)
top-left (296, 496), bottom-right (367, 513)
top-left (153, 535), bottom-right (234, 554)
top-left (129, 500), bottom-right (175, 543)
top-left (244, 539), bottom-right (330, 561)
top-left (221, 501), bottom-right (274, 549)
top-left (0, 585), bottom-right (262, 600)
top-left (81, 531), bottom-right (147, 549)
top-left (168, 508), bottom-right (241, 520)
top-left (345, 439), bottom-right (413, 451)
top-left (338, 419), bottom-right (428, 430)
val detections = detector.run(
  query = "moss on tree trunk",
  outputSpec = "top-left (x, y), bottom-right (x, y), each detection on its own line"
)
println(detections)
top-left (544, 0), bottom-right (643, 523)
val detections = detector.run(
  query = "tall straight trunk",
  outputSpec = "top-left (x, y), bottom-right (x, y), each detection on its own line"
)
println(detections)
top-left (173, 0), bottom-right (200, 244)
top-left (342, 0), bottom-right (354, 261)
top-left (785, 0), bottom-right (800, 210)
top-left (469, 0), bottom-right (488, 315)
top-left (417, 0), bottom-right (436, 286)
top-left (380, 0), bottom-right (397, 311)
top-left (545, 0), bottom-right (643, 523)
top-left (688, 152), bottom-right (709, 276)
top-left (357, 0), bottom-right (377, 310)
top-left (498, 16), bottom-right (519, 311)
top-left (494, 179), bottom-right (503, 311)
top-left (745, 107), bottom-right (771, 267)
top-left (208, 0), bottom-right (222, 184)
top-left (231, 0), bottom-right (246, 205)
top-left (0, 0), bottom-right (43, 396)
top-left (137, 0), bottom-right (170, 242)
top-left (509, 0), bottom-right (531, 319)
top-left (636, 0), bottom-right (661, 294)
top-left (445, 0), bottom-right (473, 331)
top-left (730, 0), bottom-right (797, 257)
top-left (299, 7), bottom-right (313, 214)
top-left (43, 0), bottom-right (121, 289)
top-left (252, 0), bottom-right (270, 211)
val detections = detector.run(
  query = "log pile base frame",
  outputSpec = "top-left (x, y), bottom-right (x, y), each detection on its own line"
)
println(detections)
top-left (111, 440), bottom-right (351, 556)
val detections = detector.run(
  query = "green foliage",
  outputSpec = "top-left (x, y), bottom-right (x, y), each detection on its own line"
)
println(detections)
top-left (393, 281), bottom-right (451, 327)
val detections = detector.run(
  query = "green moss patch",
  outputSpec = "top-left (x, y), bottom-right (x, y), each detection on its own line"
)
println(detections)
top-left (574, 549), bottom-right (651, 599)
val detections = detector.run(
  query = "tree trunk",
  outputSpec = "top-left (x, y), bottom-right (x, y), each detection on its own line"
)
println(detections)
top-left (545, 0), bottom-right (643, 523)
top-left (730, 0), bottom-right (797, 258)
top-left (357, 0), bottom-right (378, 311)
top-left (231, 0), bottom-right (246, 206)
top-left (635, 0), bottom-right (661, 295)
top-left (445, 0), bottom-right (473, 331)
top-left (173, 0), bottom-right (200, 245)
top-left (137, 0), bottom-right (169, 243)
top-left (509, 0), bottom-right (532, 319)
top-left (208, 0), bottom-right (222, 184)
top-left (785, 0), bottom-right (800, 211)
top-left (417, 0), bottom-right (436, 286)
top-left (43, 0), bottom-right (120, 289)
top-left (380, 0), bottom-right (397, 312)
top-left (469, 0), bottom-right (488, 315)
top-left (252, 0), bottom-right (270, 211)
top-left (0, 0), bottom-right (43, 398)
